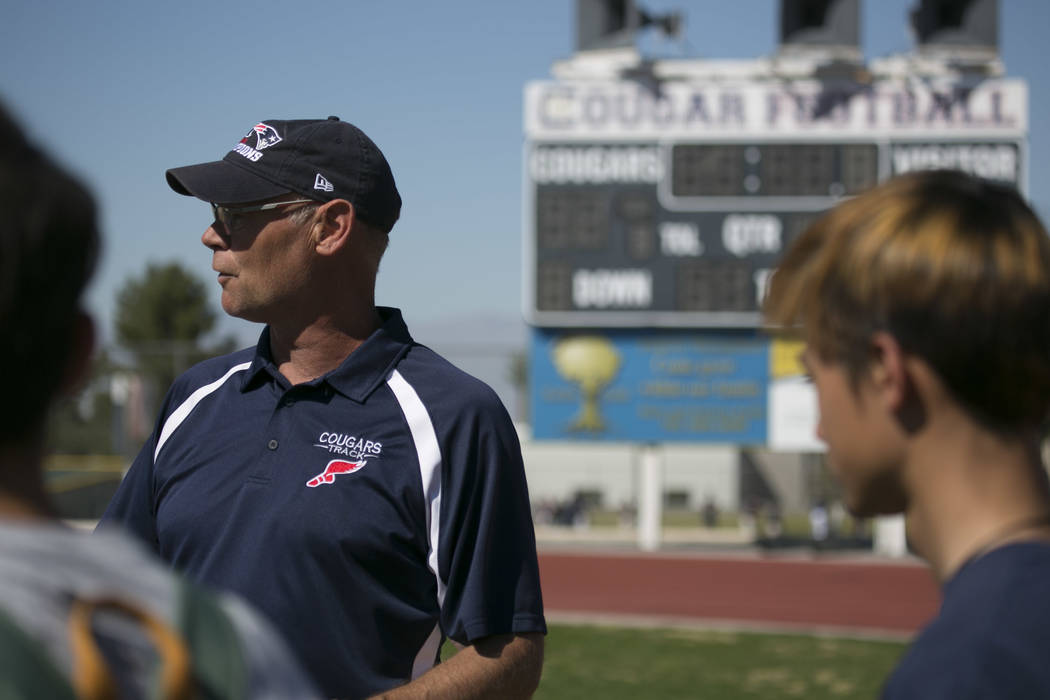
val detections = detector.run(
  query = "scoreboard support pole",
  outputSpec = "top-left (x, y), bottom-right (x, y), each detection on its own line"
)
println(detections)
top-left (874, 514), bottom-right (908, 558)
top-left (638, 444), bottom-right (663, 551)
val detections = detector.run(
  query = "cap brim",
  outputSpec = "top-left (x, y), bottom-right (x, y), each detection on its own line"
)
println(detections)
top-left (165, 159), bottom-right (290, 204)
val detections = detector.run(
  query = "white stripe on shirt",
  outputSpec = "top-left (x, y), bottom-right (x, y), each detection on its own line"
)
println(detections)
top-left (154, 362), bottom-right (252, 462)
top-left (386, 369), bottom-right (445, 679)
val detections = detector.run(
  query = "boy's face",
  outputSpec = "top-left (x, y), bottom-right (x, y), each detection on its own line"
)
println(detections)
top-left (802, 348), bottom-right (907, 517)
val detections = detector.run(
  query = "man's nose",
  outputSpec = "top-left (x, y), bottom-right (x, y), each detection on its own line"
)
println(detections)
top-left (202, 223), bottom-right (228, 250)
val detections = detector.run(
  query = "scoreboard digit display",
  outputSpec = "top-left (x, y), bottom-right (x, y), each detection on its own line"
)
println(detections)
top-left (671, 143), bottom-right (879, 197)
top-left (524, 78), bottom-right (1027, 327)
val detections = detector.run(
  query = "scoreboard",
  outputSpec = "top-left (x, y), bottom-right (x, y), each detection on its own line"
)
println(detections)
top-left (524, 77), bottom-right (1027, 327)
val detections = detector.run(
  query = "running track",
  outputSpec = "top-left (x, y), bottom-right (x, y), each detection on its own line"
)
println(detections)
top-left (537, 550), bottom-right (940, 637)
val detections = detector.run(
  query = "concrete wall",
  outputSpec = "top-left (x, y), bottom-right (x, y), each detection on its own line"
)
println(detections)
top-left (521, 426), bottom-right (740, 512)
top-left (520, 423), bottom-right (813, 515)
top-left (748, 448), bottom-right (812, 513)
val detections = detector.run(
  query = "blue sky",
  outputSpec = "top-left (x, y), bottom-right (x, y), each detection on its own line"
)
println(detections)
top-left (2, 0), bottom-right (1047, 348)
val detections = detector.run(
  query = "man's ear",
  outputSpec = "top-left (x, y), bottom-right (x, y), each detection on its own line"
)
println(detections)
top-left (59, 311), bottom-right (95, 397)
top-left (314, 199), bottom-right (355, 256)
top-left (868, 331), bottom-right (909, 411)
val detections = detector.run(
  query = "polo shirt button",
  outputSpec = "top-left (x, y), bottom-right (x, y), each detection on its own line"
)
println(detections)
top-left (268, 439), bottom-right (279, 450)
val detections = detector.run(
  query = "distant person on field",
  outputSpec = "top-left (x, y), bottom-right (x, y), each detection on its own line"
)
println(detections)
top-left (765, 169), bottom-right (1050, 699)
top-left (762, 501), bottom-right (782, 539)
top-left (0, 102), bottom-right (320, 698)
top-left (808, 499), bottom-right (829, 547)
top-left (700, 496), bottom-right (719, 528)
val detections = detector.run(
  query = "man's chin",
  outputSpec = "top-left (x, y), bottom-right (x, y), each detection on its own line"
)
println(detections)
top-left (220, 299), bottom-right (265, 324)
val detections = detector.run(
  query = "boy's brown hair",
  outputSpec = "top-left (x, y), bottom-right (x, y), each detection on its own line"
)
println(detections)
top-left (764, 169), bottom-right (1050, 434)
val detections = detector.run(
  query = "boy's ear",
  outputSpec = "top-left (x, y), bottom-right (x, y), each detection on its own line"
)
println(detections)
top-left (59, 311), bottom-right (95, 397)
top-left (868, 331), bottom-right (909, 410)
top-left (314, 199), bottom-right (354, 256)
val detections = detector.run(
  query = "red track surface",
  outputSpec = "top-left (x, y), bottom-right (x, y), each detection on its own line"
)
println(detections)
top-left (538, 550), bottom-right (941, 636)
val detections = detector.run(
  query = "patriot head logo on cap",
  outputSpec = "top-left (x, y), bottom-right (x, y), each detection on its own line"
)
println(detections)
top-left (246, 122), bottom-right (282, 150)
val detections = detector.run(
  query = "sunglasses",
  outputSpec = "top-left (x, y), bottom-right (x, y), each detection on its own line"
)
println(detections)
top-left (211, 199), bottom-right (316, 233)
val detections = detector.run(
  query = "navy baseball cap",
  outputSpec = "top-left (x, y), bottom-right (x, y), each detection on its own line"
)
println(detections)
top-left (166, 116), bottom-right (401, 232)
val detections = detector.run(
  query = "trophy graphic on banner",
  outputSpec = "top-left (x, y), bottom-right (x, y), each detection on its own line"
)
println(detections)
top-left (552, 335), bottom-right (621, 432)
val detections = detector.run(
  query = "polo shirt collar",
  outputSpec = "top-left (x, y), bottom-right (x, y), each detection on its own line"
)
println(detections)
top-left (240, 307), bottom-right (414, 402)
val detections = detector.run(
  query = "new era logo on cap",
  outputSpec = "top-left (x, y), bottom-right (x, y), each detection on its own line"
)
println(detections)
top-left (314, 173), bottom-right (334, 192)
top-left (165, 116), bottom-right (402, 232)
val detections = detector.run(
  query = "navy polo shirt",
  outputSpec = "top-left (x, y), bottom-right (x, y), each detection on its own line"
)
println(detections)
top-left (101, 308), bottom-right (547, 698)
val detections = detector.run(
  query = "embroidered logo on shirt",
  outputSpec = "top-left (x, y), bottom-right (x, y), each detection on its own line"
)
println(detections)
top-left (314, 431), bottom-right (382, 458)
top-left (306, 459), bottom-right (366, 487)
top-left (308, 432), bottom-right (382, 487)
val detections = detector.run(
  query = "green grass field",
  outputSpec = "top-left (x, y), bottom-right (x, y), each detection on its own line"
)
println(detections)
top-left (447, 623), bottom-right (907, 699)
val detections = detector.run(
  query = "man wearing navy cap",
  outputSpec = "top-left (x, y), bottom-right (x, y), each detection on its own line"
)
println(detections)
top-left (102, 117), bottom-right (546, 699)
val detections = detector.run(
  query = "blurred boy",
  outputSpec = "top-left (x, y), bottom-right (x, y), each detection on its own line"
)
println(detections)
top-left (764, 170), bottom-right (1050, 698)
top-left (0, 102), bottom-right (319, 699)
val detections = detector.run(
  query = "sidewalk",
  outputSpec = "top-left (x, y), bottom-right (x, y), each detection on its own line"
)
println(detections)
top-left (534, 524), bottom-right (917, 566)
top-left (536, 524), bottom-right (753, 548)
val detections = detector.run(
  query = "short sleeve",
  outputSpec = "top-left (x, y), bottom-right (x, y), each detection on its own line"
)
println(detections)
top-left (434, 394), bottom-right (546, 644)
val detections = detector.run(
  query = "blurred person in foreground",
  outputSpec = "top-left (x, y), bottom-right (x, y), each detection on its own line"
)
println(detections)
top-left (0, 103), bottom-right (320, 698)
top-left (764, 169), bottom-right (1050, 699)
top-left (100, 117), bottom-right (546, 699)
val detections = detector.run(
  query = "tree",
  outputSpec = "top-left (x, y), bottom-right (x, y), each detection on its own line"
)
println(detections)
top-left (115, 261), bottom-right (234, 407)
top-left (116, 262), bottom-right (216, 347)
